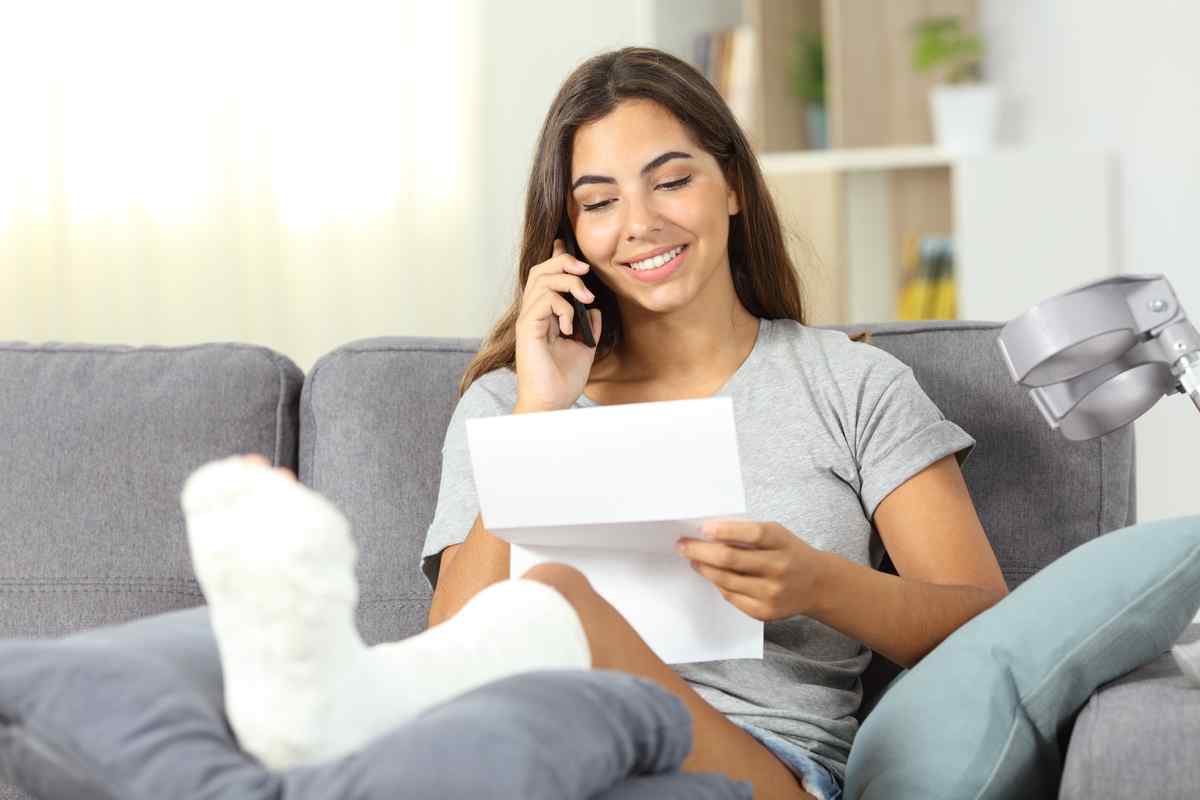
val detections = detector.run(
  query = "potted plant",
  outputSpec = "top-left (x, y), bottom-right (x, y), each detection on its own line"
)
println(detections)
top-left (911, 15), bottom-right (998, 153)
top-left (790, 30), bottom-right (827, 149)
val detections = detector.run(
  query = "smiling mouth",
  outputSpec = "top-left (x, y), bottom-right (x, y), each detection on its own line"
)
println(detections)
top-left (622, 244), bottom-right (688, 271)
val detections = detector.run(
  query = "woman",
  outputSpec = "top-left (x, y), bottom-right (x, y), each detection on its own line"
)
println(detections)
top-left (420, 47), bottom-right (1009, 800)
top-left (195, 45), bottom-right (1008, 800)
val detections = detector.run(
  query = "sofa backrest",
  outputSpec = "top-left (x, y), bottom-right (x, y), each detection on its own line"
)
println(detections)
top-left (302, 320), bottom-right (1136, 719)
top-left (0, 321), bottom-right (1137, 722)
top-left (0, 342), bottom-right (303, 640)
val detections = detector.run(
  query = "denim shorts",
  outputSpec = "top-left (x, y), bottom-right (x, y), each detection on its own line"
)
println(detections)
top-left (733, 721), bottom-right (844, 800)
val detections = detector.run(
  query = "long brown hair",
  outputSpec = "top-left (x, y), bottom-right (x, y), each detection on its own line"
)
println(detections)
top-left (458, 46), bottom-right (810, 398)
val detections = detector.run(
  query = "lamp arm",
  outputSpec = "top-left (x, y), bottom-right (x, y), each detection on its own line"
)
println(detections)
top-left (1156, 319), bottom-right (1200, 413)
top-left (1174, 351), bottom-right (1200, 413)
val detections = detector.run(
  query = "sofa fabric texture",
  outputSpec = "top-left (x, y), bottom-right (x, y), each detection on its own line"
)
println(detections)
top-left (0, 321), bottom-right (1147, 799)
top-left (1059, 622), bottom-right (1200, 799)
top-left (0, 341), bottom-right (303, 642)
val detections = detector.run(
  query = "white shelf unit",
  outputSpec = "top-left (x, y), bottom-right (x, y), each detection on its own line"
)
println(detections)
top-left (758, 145), bottom-right (1118, 325)
top-left (759, 146), bottom-right (955, 173)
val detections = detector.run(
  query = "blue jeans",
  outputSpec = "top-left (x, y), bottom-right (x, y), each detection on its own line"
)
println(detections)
top-left (734, 721), bottom-right (844, 800)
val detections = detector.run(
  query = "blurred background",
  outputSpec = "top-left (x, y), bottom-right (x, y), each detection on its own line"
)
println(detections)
top-left (1, 0), bottom-right (1196, 522)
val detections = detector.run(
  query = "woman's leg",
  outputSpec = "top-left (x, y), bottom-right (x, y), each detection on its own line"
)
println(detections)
top-left (520, 562), bottom-right (814, 800)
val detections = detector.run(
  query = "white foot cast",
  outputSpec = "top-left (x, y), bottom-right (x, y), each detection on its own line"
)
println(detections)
top-left (181, 455), bottom-right (591, 772)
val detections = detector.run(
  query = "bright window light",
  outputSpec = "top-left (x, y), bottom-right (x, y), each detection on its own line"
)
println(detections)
top-left (0, 0), bottom-right (463, 231)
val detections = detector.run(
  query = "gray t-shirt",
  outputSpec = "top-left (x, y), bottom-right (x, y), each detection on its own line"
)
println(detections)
top-left (419, 317), bottom-right (975, 783)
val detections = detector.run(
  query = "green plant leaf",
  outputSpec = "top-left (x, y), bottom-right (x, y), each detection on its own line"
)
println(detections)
top-left (910, 14), bottom-right (983, 83)
top-left (790, 30), bottom-right (825, 105)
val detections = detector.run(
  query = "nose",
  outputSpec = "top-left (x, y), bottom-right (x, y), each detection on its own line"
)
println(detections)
top-left (623, 190), bottom-right (664, 240)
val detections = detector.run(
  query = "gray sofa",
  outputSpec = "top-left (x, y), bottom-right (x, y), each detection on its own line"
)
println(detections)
top-left (1, 320), bottom-right (1196, 799)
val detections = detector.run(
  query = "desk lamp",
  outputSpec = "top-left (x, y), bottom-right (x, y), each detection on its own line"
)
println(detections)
top-left (997, 274), bottom-right (1200, 441)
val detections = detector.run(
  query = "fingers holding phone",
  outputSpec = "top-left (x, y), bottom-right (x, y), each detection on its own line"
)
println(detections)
top-left (559, 228), bottom-right (597, 348)
top-left (514, 238), bottom-right (604, 412)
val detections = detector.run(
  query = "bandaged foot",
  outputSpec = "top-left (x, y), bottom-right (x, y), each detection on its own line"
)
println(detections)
top-left (181, 455), bottom-right (592, 771)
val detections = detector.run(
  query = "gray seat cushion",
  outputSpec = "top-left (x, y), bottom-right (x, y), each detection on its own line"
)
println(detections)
top-left (1059, 622), bottom-right (1200, 799)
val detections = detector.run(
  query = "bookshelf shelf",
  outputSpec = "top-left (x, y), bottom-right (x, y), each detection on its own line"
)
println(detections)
top-left (758, 146), bottom-right (956, 174)
top-left (760, 146), bottom-right (1116, 326)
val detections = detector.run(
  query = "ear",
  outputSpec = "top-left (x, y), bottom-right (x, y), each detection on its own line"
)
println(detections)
top-left (726, 186), bottom-right (740, 217)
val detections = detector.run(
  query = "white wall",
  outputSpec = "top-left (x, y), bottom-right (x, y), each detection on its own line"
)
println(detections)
top-left (0, 3), bottom-right (489, 374)
top-left (979, 0), bottom-right (1200, 521)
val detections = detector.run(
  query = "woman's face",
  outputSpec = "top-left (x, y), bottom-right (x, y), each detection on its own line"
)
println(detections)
top-left (567, 98), bottom-right (739, 315)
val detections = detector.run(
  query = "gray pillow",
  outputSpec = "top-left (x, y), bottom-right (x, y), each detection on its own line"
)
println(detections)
top-left (0, 606), bottom-right (750, 800)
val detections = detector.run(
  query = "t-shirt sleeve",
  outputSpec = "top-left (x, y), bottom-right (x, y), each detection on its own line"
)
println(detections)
top-left (855, 363), bottom-right (976, 519)
top-left (419, 377), bottom-right (510, 591)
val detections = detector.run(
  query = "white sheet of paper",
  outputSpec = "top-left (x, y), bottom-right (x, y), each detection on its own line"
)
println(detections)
top-left (466, 397), bottom-right (764, 664)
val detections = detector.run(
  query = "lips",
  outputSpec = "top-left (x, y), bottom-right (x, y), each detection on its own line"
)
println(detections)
top-left (621, 243), bottom-right (688, 283)
top-left (620, 244), bottom-right (686, 267)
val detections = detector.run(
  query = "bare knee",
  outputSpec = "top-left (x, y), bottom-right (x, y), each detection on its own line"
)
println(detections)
top-left (520, 562), bottom-right (594, 609)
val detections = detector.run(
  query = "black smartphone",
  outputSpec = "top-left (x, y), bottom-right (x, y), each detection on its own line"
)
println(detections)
top-left (559, 223), bottom-right (597, 348)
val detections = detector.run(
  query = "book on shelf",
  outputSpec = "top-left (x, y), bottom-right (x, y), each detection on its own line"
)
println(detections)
top-left (896, 233), bottom-right (958, 320)
top-left (693, 24), bottom-right (758, 143)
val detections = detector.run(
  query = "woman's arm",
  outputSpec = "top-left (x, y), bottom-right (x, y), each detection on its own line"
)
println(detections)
top-left (807, 453), bottom-right (1008, 668)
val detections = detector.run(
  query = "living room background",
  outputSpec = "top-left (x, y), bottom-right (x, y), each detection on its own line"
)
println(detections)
top-left (1, 0), bottom-right (1196, 525)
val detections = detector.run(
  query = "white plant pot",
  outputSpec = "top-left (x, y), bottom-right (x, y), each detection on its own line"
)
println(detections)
top-left (930, 83), bottom-right (999, 154)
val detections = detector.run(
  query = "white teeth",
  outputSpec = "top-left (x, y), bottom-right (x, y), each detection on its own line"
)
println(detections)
top-left (627, 245), bottom-right (683, 271)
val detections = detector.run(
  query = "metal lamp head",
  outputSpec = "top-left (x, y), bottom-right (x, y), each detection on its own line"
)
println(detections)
top-left (998, 274), bottom-right (1200, 441)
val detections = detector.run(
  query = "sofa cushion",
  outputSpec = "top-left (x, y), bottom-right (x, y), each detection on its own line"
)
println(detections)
top-left (843, 515), bottom-right (1200, 800)
top-left (0, 605), bottom-right (750, 800)
top-left (1058, 622), bottom-right (1200, 800)
top-left (0, 342), bottom-right (303, 642)
top-left (299, 337), bottom-right (478, 645)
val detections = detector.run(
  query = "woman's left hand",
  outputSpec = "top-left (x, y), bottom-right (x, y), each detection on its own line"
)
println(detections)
top-left (676, 520), bottom-right (826, 621)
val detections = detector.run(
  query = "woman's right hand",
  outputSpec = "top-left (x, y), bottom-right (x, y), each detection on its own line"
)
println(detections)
top-left (514, 238), bottom-right (604, 412)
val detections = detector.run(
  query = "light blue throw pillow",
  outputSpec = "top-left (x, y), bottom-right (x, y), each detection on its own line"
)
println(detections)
top-left (845, 515), bottom-right (1200, 800)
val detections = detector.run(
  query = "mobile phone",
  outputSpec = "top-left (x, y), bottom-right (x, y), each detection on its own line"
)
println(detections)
top-left (560, 223), bottom-right (597, 348)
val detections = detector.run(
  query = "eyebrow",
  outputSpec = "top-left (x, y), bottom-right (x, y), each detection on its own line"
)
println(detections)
top-left (571, 151), bottom-right (694, 192)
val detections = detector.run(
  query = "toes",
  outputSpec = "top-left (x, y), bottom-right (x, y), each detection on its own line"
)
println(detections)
top-left (240, 455), bottom-right (296, 482)
top-left (182, 456), bottom-right (272, 516)
top-left (272, 466), bottom-right (298, 482)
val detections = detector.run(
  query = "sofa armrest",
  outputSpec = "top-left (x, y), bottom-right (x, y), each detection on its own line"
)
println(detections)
top-left (1060, 623), bottom-right (1200, 799)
